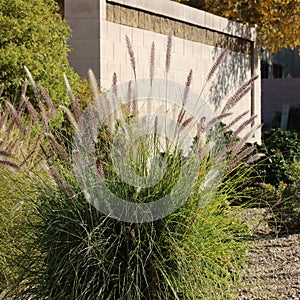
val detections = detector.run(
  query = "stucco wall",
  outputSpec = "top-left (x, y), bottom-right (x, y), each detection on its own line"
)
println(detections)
top-left (262, 78), bottom-right (300, 129)
top-left (65, 0), bottom-right (261, 142)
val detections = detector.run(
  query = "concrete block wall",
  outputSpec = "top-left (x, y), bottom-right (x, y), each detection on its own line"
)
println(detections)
top-left (65, 0), bottom-right (101, 79)
top-left (65, 0), bottom-right (261, 142)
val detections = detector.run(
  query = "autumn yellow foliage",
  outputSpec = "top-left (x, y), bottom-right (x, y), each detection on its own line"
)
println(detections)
top-left (173, 0), bottom-right (300, 52)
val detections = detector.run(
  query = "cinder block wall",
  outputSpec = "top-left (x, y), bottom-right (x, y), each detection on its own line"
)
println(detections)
top-left (65, 0), bottom-right (261, 142)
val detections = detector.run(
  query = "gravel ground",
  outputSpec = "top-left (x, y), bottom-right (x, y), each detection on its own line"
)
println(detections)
top-left (235, 209), bottom-right (300, 300)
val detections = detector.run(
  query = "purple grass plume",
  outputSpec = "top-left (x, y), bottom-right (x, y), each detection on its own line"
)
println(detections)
top-left (165, 33), bottom-right (172, 75)
top-left (223, 111), bottom-right (249, 132)
top-left (112, 72), bottom-right (118, 97)
top-left (49, 165), bottom-right (75, 198)
top-left (206, 48), bottom-right (228, 82)
top-left (0, 159), bottom-right (19, 170)
top-left (150, 41), bottom-right (155, 86)
top-left (39, 100), bottom-right (49, 130)
top-left (125, 35), bottom-right (136, 79)
top-left (22, 96), bottom-right (40, 126)
top-left (38, 85), bottom-right (56, 118)
top-left (64, 74), bottom-right (81, 121)
top-left (0, 110), bottom-right (8, 132)
top-left (183, 69), bottom-right (193, 106)
top-left (182, 116), bottom-right (194, 128)
top-left (226, 144), bottom-right (256, 171)
top-left (5, 101), bottom-right (24, 132)
top-left (221, 75), bottom-right (258, 115)
top-left (126, 80), bottom-right (132, 116)
top-left (230, 114), bottom-right (257, 141)
top-left (46, 134), bottom-right (68, 162)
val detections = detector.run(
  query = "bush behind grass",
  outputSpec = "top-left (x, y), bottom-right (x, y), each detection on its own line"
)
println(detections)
top-left (248, 128), bottom-right (300, 232)
top-left (0, 0), bottom-right (80, 105)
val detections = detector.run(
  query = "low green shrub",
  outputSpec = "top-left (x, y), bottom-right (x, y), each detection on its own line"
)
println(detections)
top-left (246, 128), bottom-right (300, 231)
top-left (255, 128), bottom-right (300, 187)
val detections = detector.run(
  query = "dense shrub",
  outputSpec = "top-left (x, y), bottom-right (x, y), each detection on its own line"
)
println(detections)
top-left (0, 0), bottom-right (80, 104)
top-left (254, 128), bottom-right (300, 187)
top-left (248, 128), bottom-right (300, 231)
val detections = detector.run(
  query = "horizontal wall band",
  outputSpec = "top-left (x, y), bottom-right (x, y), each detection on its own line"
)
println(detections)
top-left (106, 2), bottom-right (252, 55)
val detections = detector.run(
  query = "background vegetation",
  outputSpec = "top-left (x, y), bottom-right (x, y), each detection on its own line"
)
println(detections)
top-left (0, 0), bottom-right (82, 105)
top-left (173, 0), bottom-right (300, 53)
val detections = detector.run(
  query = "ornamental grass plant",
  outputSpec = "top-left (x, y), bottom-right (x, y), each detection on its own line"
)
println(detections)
top-left (0, 36), bottom-right (260, 299)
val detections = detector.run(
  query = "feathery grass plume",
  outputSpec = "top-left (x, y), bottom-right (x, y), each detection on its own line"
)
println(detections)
top-left (5, 139), bottom-right (19, 155)
top-left (246, 152), bottom-right (264, 164)
top-left (221, 76), bottom-right (258, 114)
top-left (22, 95), bottom-right (40, 126)
top-left (48, 165), bottom-right (74, 198)
top-left (96, 157), bottom-right (104, 179)
top-left (0, 150), bottom-right (10, 157)
top-left (59, 105), bottom-right (78, 131)
top-left (19, 134), bottom-right (43, 167)
top-left (0, 159), bottom-right (19, 169)
top-left (24, 66), bottom-right (41, 101)
top-left (183, 69), bottom-right (193, 106)
top-left (226, 144), bottom-right (256, 171)
top-left (230, 114), bottom-right (257, 141)
top-left (39, 100), bottom-right (49, 130)
top-left (154, 115), bottom-right (158, 138)
top-left (197, 117), bottom-right (206, 138)
top-left (165, 33), bottom-right (172, 74)
top-left (176, 70), bottom-right (192, 125)
top-left (125, 34), bottom-right (136, 79)
top-left (46, 134), bottom-right (68, 162)
top-left (5, 101), bottom-right (24, 132)
top-left (206, 112), bottom-right (232, 129)
top-left (16, 95), bottom-right (26, 114)
top-left (85, 104), bottom-right (98, 143)
top-left (112, 72), bottom-right (118, 97)
top-left (177, 107), bottom-right (186, 124)
top-left (150, 41), bottom-right (155, 86)
top-left (72, 149), bottom-right (86, 175)
top-left (88, 69), bottom-right (99, 99)
top-left (64, 74), bottom-right (81, 121)
top-left (24, 118), bottom-right (32, 151)
top-left (223, 110), bottom-right (249, 132)
top-left (88, 69), bottom-right (110, 119)
top-left (230, 124), bottom-right (262, 158)
top-left (0, 109), bottom-right (8, 131)
top-left (182, 116), bottom-right (194, 128)
top-left (206, 48), bottom-right (228, 82)
top-left (126, 80), bottom-right (132, 116)
top-left (38, 85), bottom-right (56, 117)
top-left (21, 80), bottom-right (28, 96)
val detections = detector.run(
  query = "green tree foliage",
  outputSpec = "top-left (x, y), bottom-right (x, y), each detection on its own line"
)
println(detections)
top-left (173, 0), bottom-right (300, 53)
top-left (0, 0), bottom-right (79, 104)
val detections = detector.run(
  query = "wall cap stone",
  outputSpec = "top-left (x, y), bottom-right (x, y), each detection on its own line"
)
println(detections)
top-left (106, 0), bottom-right (256, 41)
